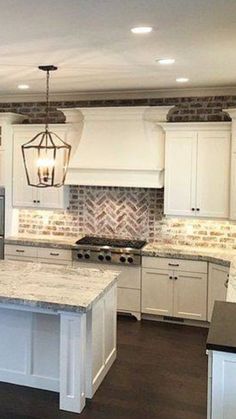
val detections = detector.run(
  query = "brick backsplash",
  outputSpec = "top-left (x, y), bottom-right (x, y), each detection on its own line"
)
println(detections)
top-left (18, 185), bottom-right (236, 249)
top-left (18, 186), bottom-right (164, 241)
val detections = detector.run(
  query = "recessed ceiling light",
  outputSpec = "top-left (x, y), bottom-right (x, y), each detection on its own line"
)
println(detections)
top-left (176, 77), bottom-right (189, 83)
top-left (157, 58), bottom-right (175, 65)
top-left (131, 26), bottom-right (153, 34)
top-left (18, 84), bottom-right (29, 89)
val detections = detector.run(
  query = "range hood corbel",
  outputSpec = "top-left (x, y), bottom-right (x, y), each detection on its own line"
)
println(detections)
top-left (59, 106), bottom-right (173, 188)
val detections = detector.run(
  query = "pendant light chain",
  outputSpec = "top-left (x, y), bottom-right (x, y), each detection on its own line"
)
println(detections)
top-left (45, 69), bottom-right (50, 133)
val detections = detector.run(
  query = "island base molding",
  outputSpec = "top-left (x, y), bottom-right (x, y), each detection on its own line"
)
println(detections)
top-left (0, 284), bottom-right (117, 414)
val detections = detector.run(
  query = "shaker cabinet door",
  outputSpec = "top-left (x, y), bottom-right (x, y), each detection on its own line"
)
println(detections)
top-left (196, 131), bottom-right (230, 218)
top-left (142, 268), bottom-right (173, 316)
top-left (12, 134), bottom-right (37, 207)
top-left (208, 263), bottom-right (229, 321)
top-left (164, 131), bottom-right (197, 216)
top-left (173, 271), bottom-right (207, 321)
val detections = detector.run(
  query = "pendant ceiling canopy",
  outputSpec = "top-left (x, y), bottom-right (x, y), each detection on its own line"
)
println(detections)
top-left (21, 65), bottom-right (71, 188)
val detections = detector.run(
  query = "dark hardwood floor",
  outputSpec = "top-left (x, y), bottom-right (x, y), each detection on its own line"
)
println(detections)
top-left (0, 317), bottom-right (208, 419)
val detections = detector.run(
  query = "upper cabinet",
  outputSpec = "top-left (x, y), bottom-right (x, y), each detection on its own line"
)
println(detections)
top-left (224, 109), bottom-right (236, 220)
top-left (163, 123), bottom-right (231, 218)
top-left (12, 125), bottom-right (71, 209)
top-left (0, 113), bottom-right (26, 186)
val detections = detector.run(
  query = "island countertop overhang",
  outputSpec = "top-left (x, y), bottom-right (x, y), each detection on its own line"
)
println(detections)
top-left (0, 260), bottom-right (119, 313)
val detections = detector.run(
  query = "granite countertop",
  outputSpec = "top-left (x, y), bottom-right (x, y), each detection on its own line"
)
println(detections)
top-left (4, 236), bottom-right (80, 250)
top-left (207, 301), bottom-right (236, 353)
top-left (0, 260), bottom-right (119, 313)
top-left (142, 243), bottom-right (236, 267)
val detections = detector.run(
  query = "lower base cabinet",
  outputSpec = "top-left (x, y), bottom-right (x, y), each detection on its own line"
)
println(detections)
top-left (142, 257), bottom-right (208, 321)
top-left (208, 350), bottom-right (236, 419)
top-left (208, 263), bottom-right (229, 321)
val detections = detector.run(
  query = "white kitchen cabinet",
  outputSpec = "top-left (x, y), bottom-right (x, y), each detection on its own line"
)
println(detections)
top-left (0, 113), bottom-right (25, 187)
top-left (142, 269), bottom-right (173, 316)
top-left (12, 125), bottom-right (70, 209)
top-left (173, 271), bottom-right (207, 320)
top-left (163, 123), bottom-right (231, 218)
top-left (196, 131), bottom-right (230, 218)
top-left (208, 263), bottom-right (229, 321)
top-left (208, 350), bottom-right (236, 419)
top-left (142, 257), bottom-right (208, 321)
top-left (164, 131), bottom-right (197, 216)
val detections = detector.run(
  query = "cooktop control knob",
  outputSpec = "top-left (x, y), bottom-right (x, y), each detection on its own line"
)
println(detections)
top-left (105, 254), bottom-right (111, 261)
top-left (127, 257), bottom-right (134, 264)
top-left (98, 254), bottom-right (104, 261)
top-left (77, 253), bottom-right (83, 259)
top-left (120, 256), bottom-right (126, 263)
top-left (84, 252), bottom-right (90, 259)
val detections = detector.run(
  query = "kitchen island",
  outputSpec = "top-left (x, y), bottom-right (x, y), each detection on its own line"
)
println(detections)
top-left (0, 260), bottom-right (118, 414)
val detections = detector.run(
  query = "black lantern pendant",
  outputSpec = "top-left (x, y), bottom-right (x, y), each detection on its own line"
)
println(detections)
top-left (22, 65), bottom-right (71, 188)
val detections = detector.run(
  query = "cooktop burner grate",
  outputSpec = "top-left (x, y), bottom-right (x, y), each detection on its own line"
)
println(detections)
top-left (75, 236), bottom-right (146, 249)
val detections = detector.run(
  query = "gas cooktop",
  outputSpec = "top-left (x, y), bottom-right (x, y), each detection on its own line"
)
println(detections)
top-left (73, 236), bottom-right (146, 266)
top-left (75, 236), bottom-right (146, 250)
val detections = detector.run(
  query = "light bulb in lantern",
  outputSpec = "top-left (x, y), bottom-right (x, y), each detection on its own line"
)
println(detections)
top-left (36, 157), bottom-right (55, 183)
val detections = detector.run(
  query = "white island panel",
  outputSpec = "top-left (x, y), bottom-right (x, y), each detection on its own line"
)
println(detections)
top-left (0, 261), bottom-right (118, 414)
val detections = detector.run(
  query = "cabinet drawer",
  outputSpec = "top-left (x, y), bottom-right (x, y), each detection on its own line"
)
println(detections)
top-left (142, 256), bottom-right (207, 273)
top-left (37, 247), bottom-right (72, 261)
top-left (4, 244), bottom-right (37, 258)
top-left (117, 288), bottom-right (140, 312)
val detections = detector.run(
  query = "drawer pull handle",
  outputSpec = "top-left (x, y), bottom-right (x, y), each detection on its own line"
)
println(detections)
top-left (50, 252), bottom-right (59, 256)
top-left (168, 263), bottom-right (179, 267)
top-left (16, 249), bottom-right (25, 253)
top-left (224, 278), bottom-right (229, 289)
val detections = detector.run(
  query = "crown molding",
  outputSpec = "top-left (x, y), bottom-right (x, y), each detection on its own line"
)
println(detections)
top-left (0, 85), bottom-right (236, 103)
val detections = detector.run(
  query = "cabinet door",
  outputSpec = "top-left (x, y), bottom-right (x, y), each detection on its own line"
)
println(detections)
top-left (164, 131), bottom-right (197, 216)
top-left (196, 131), bottom-right (230, 218)
top-left (173, 271), bottom-right (207, 320)
top-left (211, 351), bottom-right (236, 419)
top-left (39, 186), bottom-right (67, 209)
top-left (12, 134), bottom-right (37, 207)
top-left (142, 268), bottom-right (173, 316)
top-left (0, 150), bottom-right (5, 186)
top-left (230, 152), bottom-right (236, 220)
top-left (208, 263), bottom-right (229, 321)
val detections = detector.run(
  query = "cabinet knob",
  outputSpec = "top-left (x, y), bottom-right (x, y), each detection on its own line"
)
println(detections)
top-left (33, 200), bottom-right (36, 203)
top-left (196, 208), bottom-right (200, 211)
top-left (191, 208), bottom-right (195, 211)
top-left (169, 276), bottom-right (173, 280)
top-left (174, 276), bottom-right (178, 280)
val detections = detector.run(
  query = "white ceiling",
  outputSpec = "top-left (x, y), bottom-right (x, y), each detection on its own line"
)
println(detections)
top-left (0, 0), bottom-right (236, 95)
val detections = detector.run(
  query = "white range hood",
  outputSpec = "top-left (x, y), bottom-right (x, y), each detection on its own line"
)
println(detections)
top-left (60, 106), bottom-right (172, 188)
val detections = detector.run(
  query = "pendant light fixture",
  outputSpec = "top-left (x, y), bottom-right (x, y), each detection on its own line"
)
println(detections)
top-left (22, 65), bottom-right (71, 188)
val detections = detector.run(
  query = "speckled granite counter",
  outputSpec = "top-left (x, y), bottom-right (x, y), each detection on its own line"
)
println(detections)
top-left (0, 260), bottom-right (119, 313)
top-left (142, 243), bottom-right (236, 267)
top-left (4, 236), bottom-right (79, 250)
